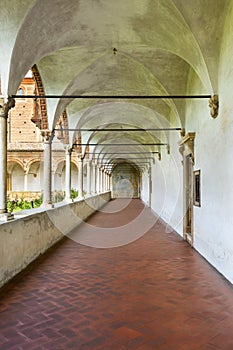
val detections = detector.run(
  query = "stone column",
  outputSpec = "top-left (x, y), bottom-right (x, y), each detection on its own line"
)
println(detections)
top-left (178, 132), bottom-right (195, 246)
top-left (107, 173), bottom-right (110, 191)
top-left (148, 165), bottom-right (152, 207)
top-left (104, 171), bottom-right (107, 192)
top-left (24, 172), bottom-right (28, 192)
top-left (104, 170), bottom-right (107, 191)
top-left (0, 97), bottom-right (15, 220)
top-left (86, 160), bottom-right (92, 196)
top-left (92, 163), bottom-right (97, 194)
top-left (42, 130), bottom-right (53, 207)
top-left (78, 157), bottom-right (84, 198)
top-left (65, 145), bottom-right (72, 202)
top-left (96, 165), bottom-right (100, 193)
top-left (99, 167), bottom-right (103, 193)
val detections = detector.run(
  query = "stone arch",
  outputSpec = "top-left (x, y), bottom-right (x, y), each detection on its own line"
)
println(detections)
top-left (7, 159), bottom-right (25, 172)
top-left (53, 159), bottom-right (79, 193)
top-left (112, 162), bottom-right (140, 199)
top-left (31, 64), bottom-right (48, 130)
top-left (7, 161), bottom-right (24, 192)
top-left (27, 160), bottom-right (43, 192)
top-left (53, 160), bottom-right (66, 192)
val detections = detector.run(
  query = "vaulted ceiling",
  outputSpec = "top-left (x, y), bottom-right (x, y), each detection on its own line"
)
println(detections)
top-left (0, 0), bottom-right (230, 170)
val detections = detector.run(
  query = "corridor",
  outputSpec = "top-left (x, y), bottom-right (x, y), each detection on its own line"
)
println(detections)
top-left (0, 199), bottom-right (233, 350)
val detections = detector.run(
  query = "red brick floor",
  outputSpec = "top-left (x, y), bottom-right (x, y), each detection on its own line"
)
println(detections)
top-left (0, 199), bottom-right (233, 350)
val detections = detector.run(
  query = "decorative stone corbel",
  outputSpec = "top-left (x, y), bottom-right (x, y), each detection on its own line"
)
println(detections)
top-left (178, 132), bottom-right (195, 165)
top-left (209, 94), bottom-right (219, 118)
top-left (0, 96), bottom-right (15, 118)
top-left (180, 128), bottom-right (185, 137)
top-left (41, 129), bottom-right (54, 143)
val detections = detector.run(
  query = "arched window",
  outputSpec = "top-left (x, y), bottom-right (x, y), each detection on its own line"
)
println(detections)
top-left (17, 88), bottom-right (24, 95)
top-left (17, 87), bottom-right (25, 100)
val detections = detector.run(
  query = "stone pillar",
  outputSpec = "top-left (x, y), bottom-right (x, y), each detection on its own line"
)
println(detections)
top-left (148, 165), bottom-right (152, 207)
top-left (178, 132), bottom-right (195, 246)
top-left (24, 172), bottom-right (28, 192)
top-left (92, 163), bottom-right (97, 194)
top-left (99, 168), bottom-right (103, 193)
top-left (78, 157), bottom-right (84, 198)
top-left (65, 145), bottom-right (72, 202)
top-left (96, 165), bottom-right (100, 193)
top-left (104, 171), bottom-right (107, 192)
top-left (86, 160), bottom-right (92, 196)
top-left (110, 173), bottom-right (112, 191)
top-left (107, 172), bottom-right (110, 191)
top-left (104, 170), bottom-right (107, 191)
top-left (102, 170), bottom-right (104, 192)
top-left (0, 97), bottom-right (15, 220)
top-left (42, 130), bottom-right (53, 207)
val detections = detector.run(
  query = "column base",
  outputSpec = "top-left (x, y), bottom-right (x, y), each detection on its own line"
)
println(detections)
top-left (0, 212), bottom-right (14, 222)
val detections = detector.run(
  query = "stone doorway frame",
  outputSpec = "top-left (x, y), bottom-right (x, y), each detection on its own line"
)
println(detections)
top-left (179, 132), bottom-right (195, 246)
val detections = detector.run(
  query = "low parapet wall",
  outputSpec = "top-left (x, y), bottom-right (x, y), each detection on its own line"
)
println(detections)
top-left (0, 192), bottom-right (111, 288)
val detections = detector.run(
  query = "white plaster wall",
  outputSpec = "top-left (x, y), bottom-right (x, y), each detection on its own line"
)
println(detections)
top-left (146, 42), bottom-right (233, 284)
top-left (146, 75), bottom-right (233, 283)
top-left (0, 192), bottom-right (111, 288)
top-left (183, 72), bottom-right (233, 283)
top-left (149, 133), bottom-right (183, 236)
top-left (185, 5), bottom-right (233, 284)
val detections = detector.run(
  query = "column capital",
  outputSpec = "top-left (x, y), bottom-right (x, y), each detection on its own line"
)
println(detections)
top-left (0, 96), bottom-right (15, 118)
top-left (64, 145), bottom-right (73, 155)
top-left (77, 155), bottom-right (84, 163)
top-left (41, 129), bottom-right (54, 142)
top-left (178, 132), bottom-right (195, 164)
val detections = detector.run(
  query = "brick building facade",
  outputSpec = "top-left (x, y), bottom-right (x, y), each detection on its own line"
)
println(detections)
top-left (7, 71), bottom-right (80, 202)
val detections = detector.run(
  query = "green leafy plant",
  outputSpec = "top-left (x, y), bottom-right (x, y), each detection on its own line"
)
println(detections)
top-left (7, 195), bottom-right (43, 212)
top-left (71, 188), bottom-right (78, 199)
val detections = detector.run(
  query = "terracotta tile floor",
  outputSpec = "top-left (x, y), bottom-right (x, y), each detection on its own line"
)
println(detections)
top-left (0, 199), bottom-right (233, 350)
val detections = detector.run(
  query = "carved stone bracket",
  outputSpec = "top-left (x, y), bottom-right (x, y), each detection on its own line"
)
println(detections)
top-left (178, 132), bottom-right (195, 164)
top-left (41, 130), bottom-right (54, 143)
top-left (0, 96), bottom-right (15, 118)
top-left (209, 94), bottom-right (219, 118)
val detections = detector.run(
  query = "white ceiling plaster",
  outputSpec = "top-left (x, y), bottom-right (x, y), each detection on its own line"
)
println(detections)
top-left (0, 0), bottom-right (230, 169)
